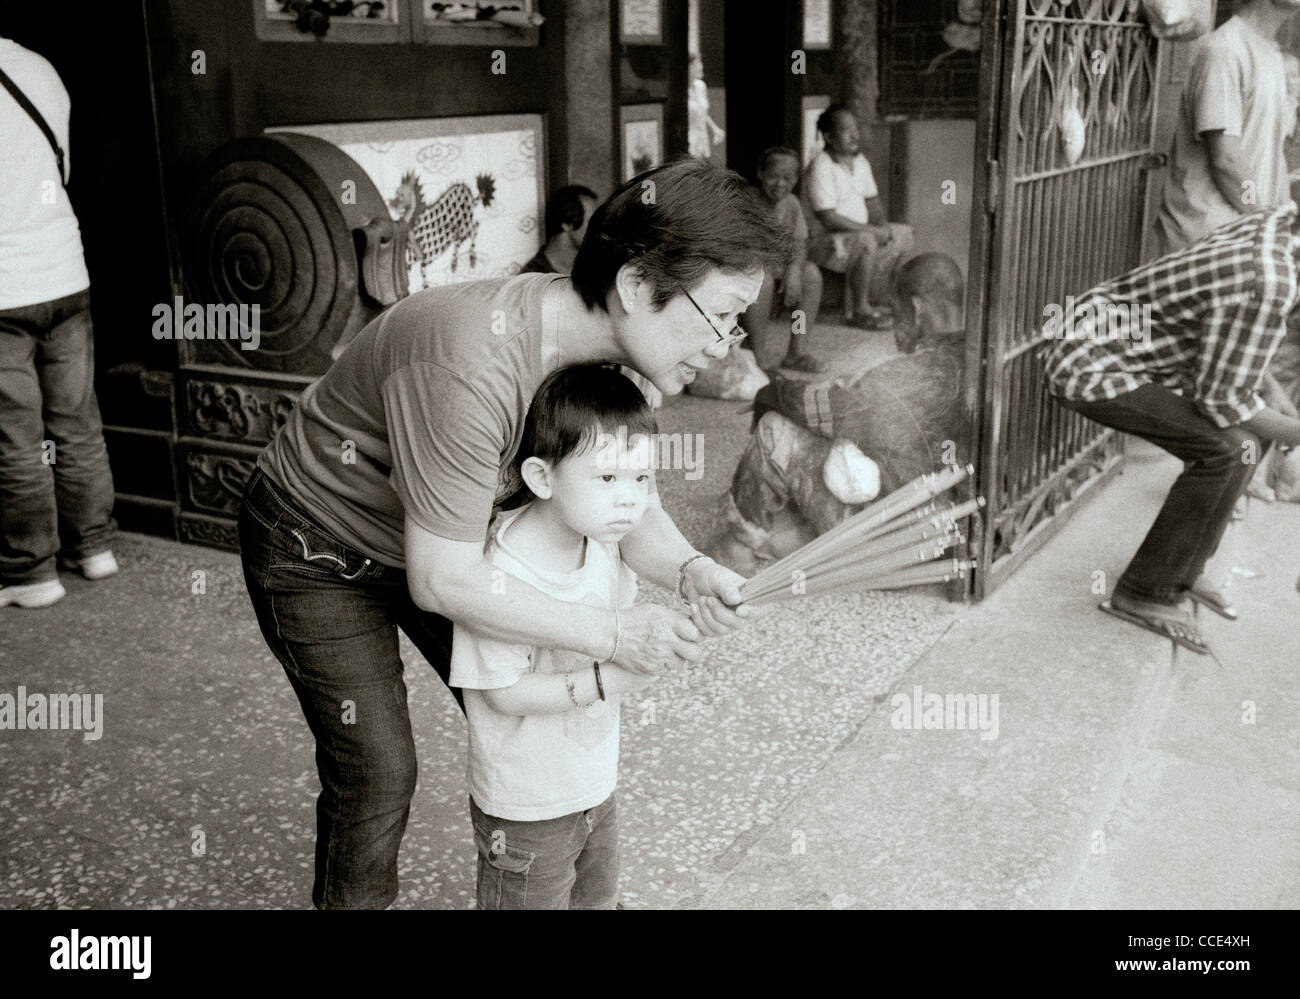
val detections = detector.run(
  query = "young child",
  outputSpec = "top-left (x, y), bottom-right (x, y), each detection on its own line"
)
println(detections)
top-left (742, 146), bottom-right (825, 374)
top-left (449, 364), bottom-right (661, 909)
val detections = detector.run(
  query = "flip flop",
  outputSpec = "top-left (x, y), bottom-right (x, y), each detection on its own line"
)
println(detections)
top-left (1098, 599), bottom-right (1210, 656)
top-left (1188, 585), bottom-right (1238, 621)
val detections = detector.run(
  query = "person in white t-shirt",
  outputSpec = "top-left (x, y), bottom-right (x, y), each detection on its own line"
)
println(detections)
top-left (0, 37), bottom-right (117, 611)
top-left (451, 364), bottom-right (681, 909)
top-left (1154, 0), bottom-right (1300, 256)
top-left (803, 105), bottom-right (914, 330)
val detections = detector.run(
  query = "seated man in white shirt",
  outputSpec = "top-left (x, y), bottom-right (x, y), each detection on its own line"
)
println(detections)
top-left (803, 104), bottom-right (914, 330)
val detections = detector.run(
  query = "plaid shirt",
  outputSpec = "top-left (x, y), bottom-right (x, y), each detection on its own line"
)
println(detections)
top-left (1044, 203), bottom-right (1300, 428)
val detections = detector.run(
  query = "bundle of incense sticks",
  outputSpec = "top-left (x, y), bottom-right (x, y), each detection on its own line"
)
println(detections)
top-left (738, 464), bottom-right (984, 605)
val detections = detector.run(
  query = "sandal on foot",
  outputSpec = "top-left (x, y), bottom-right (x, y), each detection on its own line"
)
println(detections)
top-left (1099, 597), bottom-right (1210, 656)
top-left (1188, 584), bottom-right (1238, 621)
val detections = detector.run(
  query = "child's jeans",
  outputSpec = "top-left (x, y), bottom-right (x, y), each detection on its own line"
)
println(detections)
top-left (470, 792), bottom-right (620, 909)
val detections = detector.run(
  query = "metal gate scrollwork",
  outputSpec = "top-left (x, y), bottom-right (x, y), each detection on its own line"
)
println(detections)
top-left (969, 0), bottom-right (1162, 596)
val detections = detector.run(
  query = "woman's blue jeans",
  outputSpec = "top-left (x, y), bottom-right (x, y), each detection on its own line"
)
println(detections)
top-left (0, 289), bottom-right (116, 584)
top-left (238, 467), bottom-right (464, 909)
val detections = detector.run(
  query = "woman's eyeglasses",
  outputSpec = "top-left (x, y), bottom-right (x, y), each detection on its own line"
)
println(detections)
top-left (681, 288), bottom-right (747, 348)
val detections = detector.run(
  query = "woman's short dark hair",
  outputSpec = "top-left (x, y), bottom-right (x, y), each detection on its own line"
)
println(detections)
top-left (570, 158), bottom-right (791, 312)
top-left (756, 146), bottom-right (801, 176)
top-left (544, 184), bottom-right (598, 239)
top-left (501, 364), bottom-right (659, 509)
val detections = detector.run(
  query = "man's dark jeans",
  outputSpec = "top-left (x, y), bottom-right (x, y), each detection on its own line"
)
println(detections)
top-left (1058, 383), bottom-right (1266, 605)
top-left (238, 467), bottom-right (464, 909)
top-left (0, 289), bottom-right (116, 585)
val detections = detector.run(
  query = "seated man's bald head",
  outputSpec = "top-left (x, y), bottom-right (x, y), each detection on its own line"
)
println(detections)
top-left (891, 253), bottom-right (965, 352)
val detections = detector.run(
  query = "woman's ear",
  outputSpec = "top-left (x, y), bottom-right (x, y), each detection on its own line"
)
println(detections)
top-left (613, 263), bottom-right (646, 315)
top-left (519, 456), bottom-right (553, 500)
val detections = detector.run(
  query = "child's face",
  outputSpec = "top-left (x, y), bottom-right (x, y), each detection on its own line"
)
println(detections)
top-left (758, 156), bottom-right (799, 204)
top-left (545, 432), bottom-right (654, 543)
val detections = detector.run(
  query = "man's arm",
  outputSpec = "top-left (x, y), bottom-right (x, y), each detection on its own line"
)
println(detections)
top-left (814, 208), bottom-right (868, 233)
top-left (1204, 131), bottom-right (1256, 214)
top-left (405, 515), bottom-right (702, 673)
top-left (1262, 370), bottom-right (1300, 419)
top-left (814, 205), bottom-right (892, 242)
top-left (1240, 405), bottom-right (1300, 447)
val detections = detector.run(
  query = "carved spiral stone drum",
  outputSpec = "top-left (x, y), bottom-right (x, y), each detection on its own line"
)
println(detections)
top-left (174, 132), bottom-right (408, 549)
top-left (183, 132), bottom-right (405, 374)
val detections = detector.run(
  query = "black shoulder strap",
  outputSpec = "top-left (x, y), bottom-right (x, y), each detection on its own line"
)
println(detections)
top-left (0, 64), bottom-right (67, 185)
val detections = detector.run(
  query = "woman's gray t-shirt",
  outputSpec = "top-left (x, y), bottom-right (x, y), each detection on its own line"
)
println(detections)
top-left (259, 272), bottom-right (563, 566)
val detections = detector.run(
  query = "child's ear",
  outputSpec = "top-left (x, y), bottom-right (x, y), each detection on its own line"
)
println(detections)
top-left (520, 457), bottom-right (553, 500)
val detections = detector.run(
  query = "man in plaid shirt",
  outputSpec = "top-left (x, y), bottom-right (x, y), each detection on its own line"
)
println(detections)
top-left (1045, 203), bottom-right (1300, 654)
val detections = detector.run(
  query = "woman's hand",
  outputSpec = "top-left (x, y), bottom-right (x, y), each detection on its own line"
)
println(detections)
top-left (683, 557), bottom-right (768, 637)
top-left (614, 603), bottom-right (703, 676)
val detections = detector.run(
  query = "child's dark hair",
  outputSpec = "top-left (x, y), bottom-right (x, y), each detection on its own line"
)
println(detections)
top-left (500, 364), bottom-right (660, 509)
top-left (570, 157), bottom-right (791, 313)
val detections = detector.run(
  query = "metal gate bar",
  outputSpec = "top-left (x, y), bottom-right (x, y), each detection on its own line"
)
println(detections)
top-left (969, 0), bottom-right (1162, 597)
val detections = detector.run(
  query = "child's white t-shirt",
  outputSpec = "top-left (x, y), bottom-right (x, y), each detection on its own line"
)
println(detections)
top-left (449, 505), bottom-right (638, 822)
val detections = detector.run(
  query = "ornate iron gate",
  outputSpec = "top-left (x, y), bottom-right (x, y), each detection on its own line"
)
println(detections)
top-left (966, 0), bottom-right (1164, 597)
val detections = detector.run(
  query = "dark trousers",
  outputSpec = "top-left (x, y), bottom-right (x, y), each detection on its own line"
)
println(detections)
top-left (238, 468), bottom-right (464, 909)
top-left (1058, 383), bottom-right (1266, 604)
top-left (0, 289), bottom-right (116, 584)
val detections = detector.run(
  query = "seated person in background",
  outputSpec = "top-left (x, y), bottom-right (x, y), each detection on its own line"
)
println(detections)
top-left (521, 184), bottom-right (599, 274)
top-left (741, 146), bottom-right (825, 374)
top-left (803, 105), bottom-right (915, 330)
top-left (708, 253), bottom-right (969, 573)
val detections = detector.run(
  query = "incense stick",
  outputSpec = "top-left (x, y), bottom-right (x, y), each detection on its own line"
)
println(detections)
top-left (738, 463), bottom-right (972, 598)
top-left (738, 465), bottom-right (975, 601)
top-left (745, 558), bottom-right (978, 605)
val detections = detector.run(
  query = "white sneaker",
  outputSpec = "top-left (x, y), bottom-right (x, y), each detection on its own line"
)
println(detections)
top-left (65, 550), bottom-right (119, 580)
top-left (0, 578), bottom-right (67, 608)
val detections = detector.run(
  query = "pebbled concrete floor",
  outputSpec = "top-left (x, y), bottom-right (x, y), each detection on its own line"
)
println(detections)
top-left (0, 320), bottom-right (964, 910)
top-left (3, 318), bottom-right (1295, 910)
